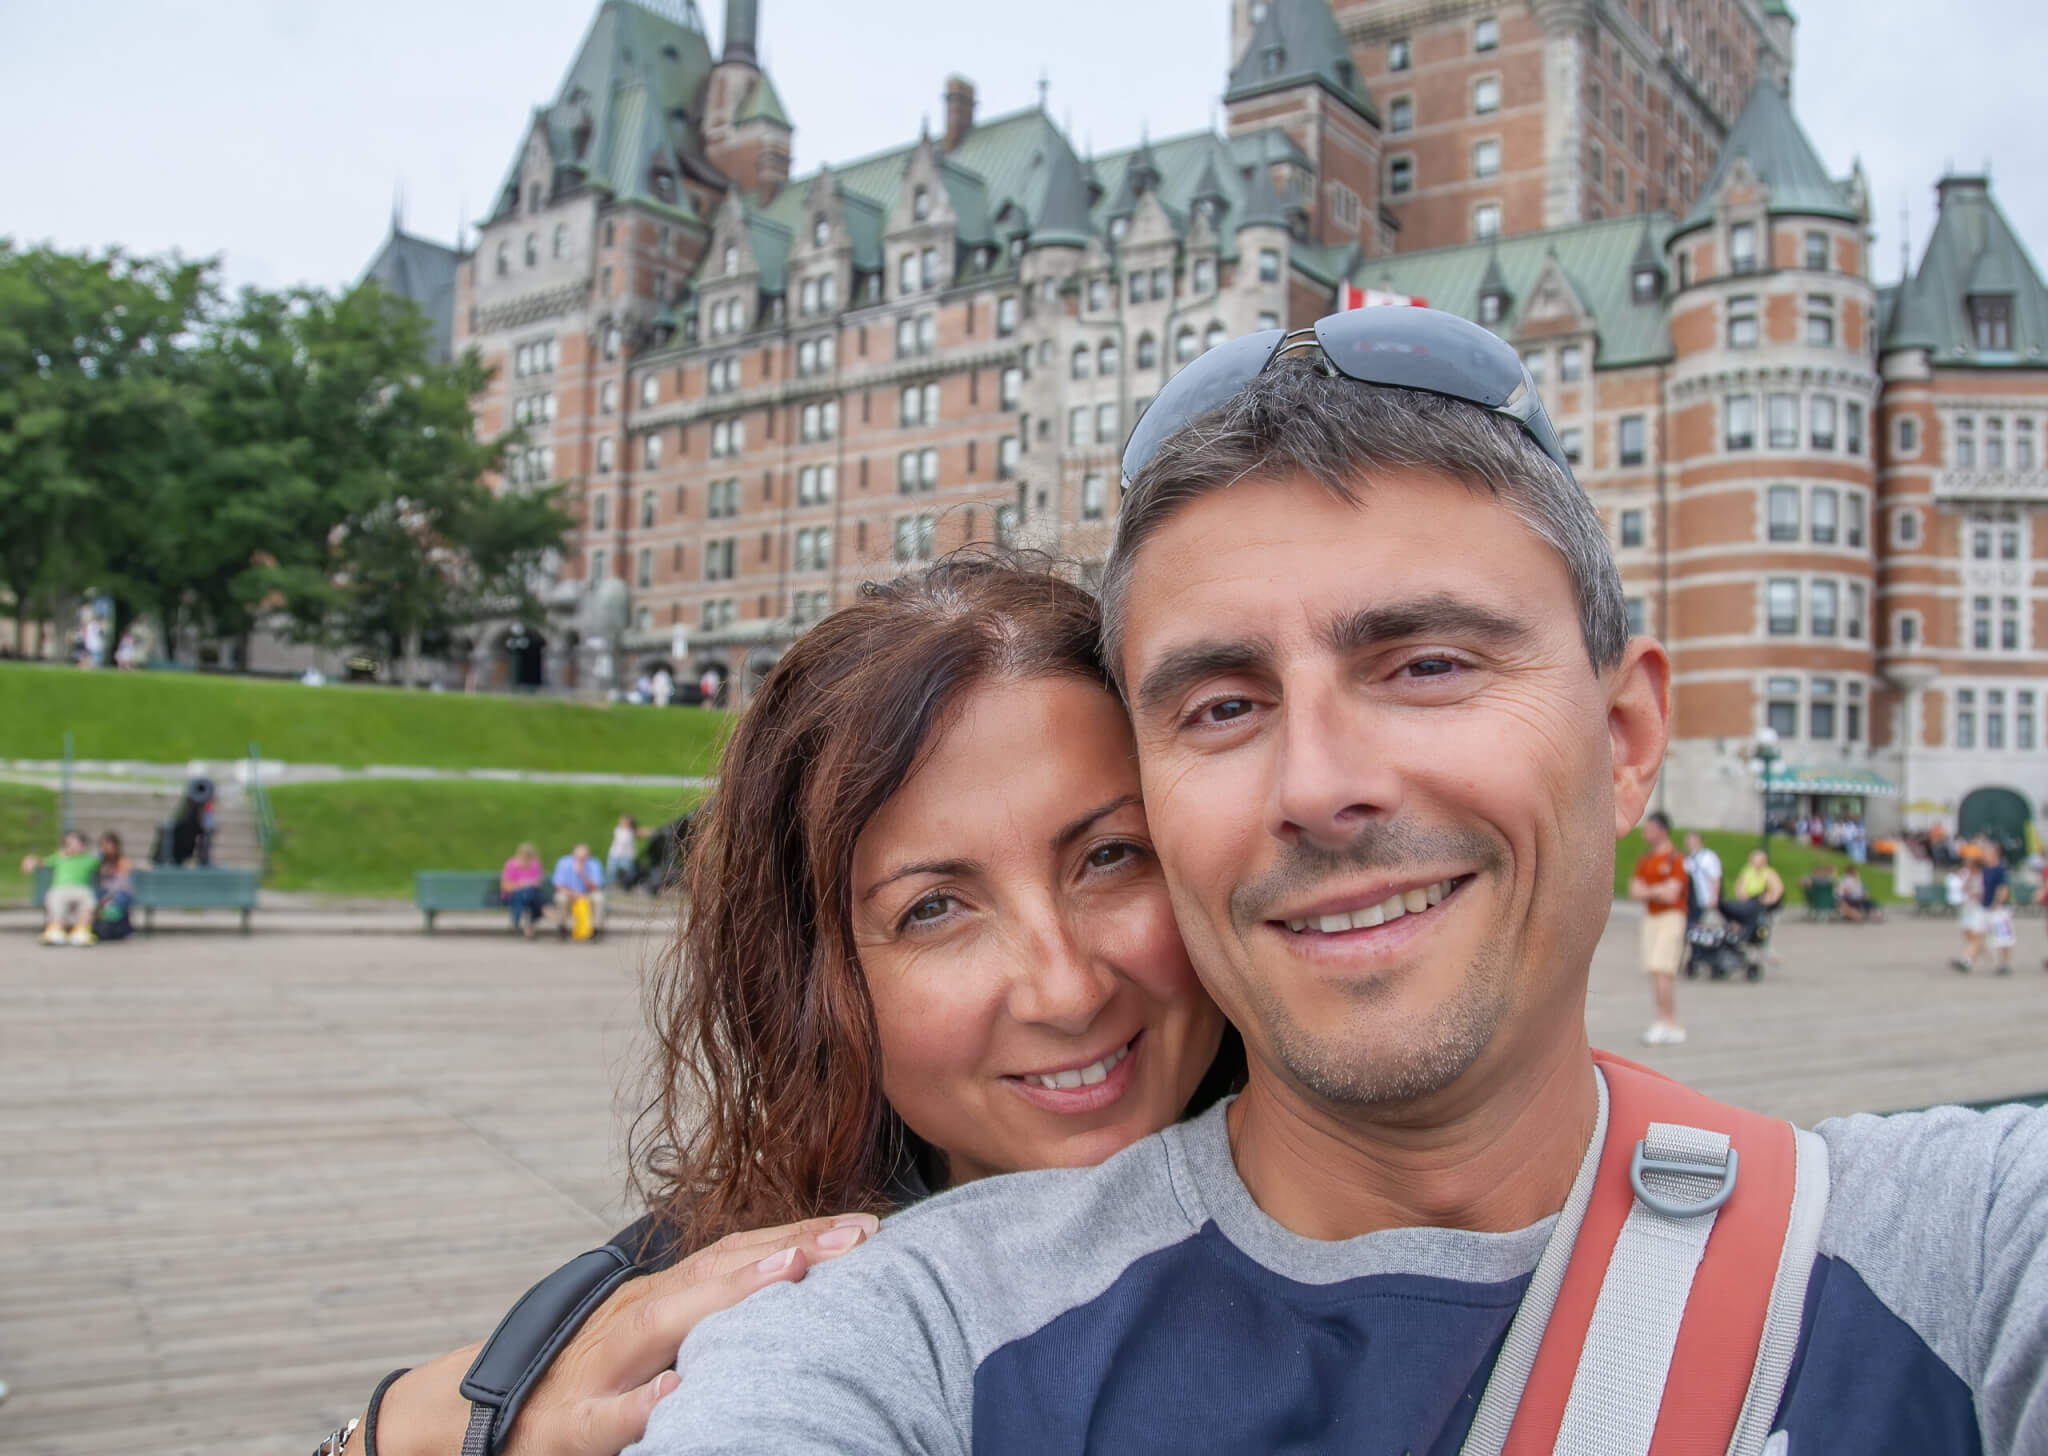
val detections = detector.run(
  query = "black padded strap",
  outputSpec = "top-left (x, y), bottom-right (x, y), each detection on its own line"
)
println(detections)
top-left (458, 1243), bottom-right (644, 1454)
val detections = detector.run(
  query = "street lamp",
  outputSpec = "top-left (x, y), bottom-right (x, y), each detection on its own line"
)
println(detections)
top-left (1750, 727), bottom-right (1781, 856)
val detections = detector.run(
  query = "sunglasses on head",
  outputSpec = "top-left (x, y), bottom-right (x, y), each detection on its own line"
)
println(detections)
top-left (1119, 305), bottom-right (1575, 490)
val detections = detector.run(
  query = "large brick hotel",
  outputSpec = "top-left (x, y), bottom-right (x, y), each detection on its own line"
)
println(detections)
top-left (364, 0), bottom-right (2048, 841)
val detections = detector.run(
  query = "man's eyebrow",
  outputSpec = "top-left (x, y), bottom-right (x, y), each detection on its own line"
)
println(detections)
top-left (861, 858), bottom-right (982, 903)
top-left (1132, 639), bottom-right (1274, 720)
top-left (1322, 594), bottom-right (1534, 653)
top-left (1052, 794), bottom-right (1141, 850)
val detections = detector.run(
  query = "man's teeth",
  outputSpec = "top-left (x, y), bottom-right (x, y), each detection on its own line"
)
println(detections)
top-left (1285, 879), bottom-right (1459, 934)
top-left (1028, 1040), bottom-right (1132, 1091)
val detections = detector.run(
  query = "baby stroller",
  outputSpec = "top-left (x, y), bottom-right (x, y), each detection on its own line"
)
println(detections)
top-left (1684, 910), bottom-right (1771, 982)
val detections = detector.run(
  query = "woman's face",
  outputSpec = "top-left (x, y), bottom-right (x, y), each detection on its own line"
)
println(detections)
top-left (851, 673), bottom-right (1225, 1186)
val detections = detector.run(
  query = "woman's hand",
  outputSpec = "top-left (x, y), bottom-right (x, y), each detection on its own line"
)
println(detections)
top-left (372, 1213), bottom-right (879, 1456)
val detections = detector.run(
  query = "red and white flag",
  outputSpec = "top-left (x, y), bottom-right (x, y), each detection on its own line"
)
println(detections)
top-left (1338, 283), bottom-right (1429, 310)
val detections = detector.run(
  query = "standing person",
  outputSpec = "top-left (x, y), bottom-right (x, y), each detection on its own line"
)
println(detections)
top-left (500, 843), bottom-right (548, 939)
top-left (1680, 829), bottom-right (1722, 977)
top-left (1629, 811), bottom-right (1689, 1044)
top-left (1952, 845), bottom-right (2000, 973)
top-left (699, 668), bottom-right (720, 706)
top-left (552, 843), bottom-right (606, 938)
top-left (94, 832), bottom-right (135, 942)
top-left (21, 830), bottom-right (100, 946)
top-left (651, 665), bottom-right (675, 708)
top-left (607, 815), bottom-right (641, 890)
top-left (1980, 841), bottom-right (2013, 974)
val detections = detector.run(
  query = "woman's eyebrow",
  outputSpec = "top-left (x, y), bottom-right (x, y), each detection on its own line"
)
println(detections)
top-left (1052, 794), bottom-right (1142, 851)
top-left (862, 858), bottom-right (983, 902)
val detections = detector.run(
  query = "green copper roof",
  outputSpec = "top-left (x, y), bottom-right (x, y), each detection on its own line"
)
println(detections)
top-left (359, 225), bottom-right (461, 362)
top-left (1678, 79), bottom-right (1856, 233)
top-left (1029, 141), bottom-right (1095, 249)
top-left (1347, 213), bottom-right (1678, 368)
top-left (735, 70), bottom-right (789, 128)
top-left (1760, 0), bottom-right (1795, 18)
top-left (1225, 0), bottom-right (1377, 123)
top-left (1884, 176), bottom-right (2048, 365)
top-left (1092, 128), bottom-right (1256, 257)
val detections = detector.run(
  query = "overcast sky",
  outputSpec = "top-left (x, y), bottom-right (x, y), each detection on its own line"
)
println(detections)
top-left (5, 0), bottom-right (2041, 293)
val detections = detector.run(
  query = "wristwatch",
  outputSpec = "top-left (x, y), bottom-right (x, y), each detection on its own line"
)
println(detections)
top-left (311, 1417), bottom-right (360, 1456)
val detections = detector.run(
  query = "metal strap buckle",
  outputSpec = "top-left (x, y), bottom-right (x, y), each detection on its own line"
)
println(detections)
top-left (1630, 1139), bottom-right (1739, 1219)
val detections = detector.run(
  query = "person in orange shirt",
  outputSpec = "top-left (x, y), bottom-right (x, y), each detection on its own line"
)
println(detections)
top-left (1628, 811), bottom-right (1690, 1045)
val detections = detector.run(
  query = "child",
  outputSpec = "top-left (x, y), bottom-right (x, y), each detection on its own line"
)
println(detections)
top-left (21, 830), bottom-right (101, 946)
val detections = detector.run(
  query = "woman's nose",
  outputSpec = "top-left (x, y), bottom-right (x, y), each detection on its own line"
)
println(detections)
top-left (1007, 917), bottom-right (1118, 1035)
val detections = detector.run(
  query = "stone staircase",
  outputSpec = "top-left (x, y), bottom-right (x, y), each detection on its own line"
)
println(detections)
top-left (63, 784), bottom-right (263, 868)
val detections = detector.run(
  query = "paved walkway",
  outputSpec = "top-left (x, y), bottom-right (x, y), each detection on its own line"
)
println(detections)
top-left (1, 760), bottom-right (712, 793)
top-left (1, 910), bottom-right (2044, 1454)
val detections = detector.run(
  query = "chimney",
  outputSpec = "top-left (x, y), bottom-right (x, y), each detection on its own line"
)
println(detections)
top-left (943, 75), bottom-right (976, 153)
top-left (723, 0), bottom-right (759, 66)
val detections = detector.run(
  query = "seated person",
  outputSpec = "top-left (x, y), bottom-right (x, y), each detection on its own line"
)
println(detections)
top-left (94, 832), bottom-right (136, 942)
top-left (551, 843), bottom-right (606, 935)
top-left (22, 830), bottom-right (101, 946)
top-left (500, 842), bottom-right (548, 939)
top-left (1720, 848), bottom-right (1784, 942)
top-left (606, 815), bottom-right (642, 891)
top-left (1836, 866), bottom-right (1880, 922)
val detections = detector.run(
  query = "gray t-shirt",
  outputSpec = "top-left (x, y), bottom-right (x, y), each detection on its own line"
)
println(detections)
top-left (630, 1090), bottom-right (2048, 1454)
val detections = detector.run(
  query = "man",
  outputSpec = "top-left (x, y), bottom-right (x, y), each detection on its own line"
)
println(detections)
top-left (21, 830), bottom-right (100, 947)
top-left (1678, 827), bottom-right (1723, 982)
top-left (550, 843), bottom-right (605, 938)
top-left (1629, 814), bottom-right (1689, 1042)
top-left (631, 313), bottom-right (2047, 1455)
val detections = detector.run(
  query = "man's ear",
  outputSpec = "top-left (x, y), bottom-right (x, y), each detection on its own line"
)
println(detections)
top-left (1605, 636), bottom-right (1671, 838)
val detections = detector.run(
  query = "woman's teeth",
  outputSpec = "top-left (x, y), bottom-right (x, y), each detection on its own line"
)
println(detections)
top-left (1284, 878), bottom-right (1458, 934)
top-left (1027, 1039), bottom-right (1132, 1091)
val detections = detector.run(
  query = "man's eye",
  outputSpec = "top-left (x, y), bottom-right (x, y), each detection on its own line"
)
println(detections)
top-left (1199, 698), bottom-right (1254, 723)
top-left (1406, 657), bottom-right (1459, 678)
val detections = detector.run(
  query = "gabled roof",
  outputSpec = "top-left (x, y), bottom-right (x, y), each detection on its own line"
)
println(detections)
top-left (1884, 175), bottom-right (2048, 366)
top-left (1091, 128), bottom-right (1255, 259)
top-left (1346, 213), bottom-right (1679, 368)
top-left (490, 0), bottom-right (715, 223)
top-left (359, 225), bottom-right (460, 363)
top-left (735, 70), bottom-right (790, 128)
top-left (1225, 0), bottom-right (1377, 123)
top-left (1030, 140), bottom-right (1095, 249)
top-left (1678, 78), bottom-right (1857, 233)
top-left (1236, 152), bottom-right (1289, 232)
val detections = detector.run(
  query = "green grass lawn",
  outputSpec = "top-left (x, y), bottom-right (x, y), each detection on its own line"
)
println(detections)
top-left (1, 782), bottom-right (62, 901)
top-left (0, 664), bottom-right (729, 774)
top-left (266, 780), bottom-right (707, 899)
top-left (1614, 827), bottom-right (1895, 903)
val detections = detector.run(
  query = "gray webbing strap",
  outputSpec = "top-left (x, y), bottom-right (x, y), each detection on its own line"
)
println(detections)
top-left (461, 1400), bottom-right (495, 1456)
top-left (1459, 1070), bottom-right (1611, 1456)
top-left (1725, 1127), bottom-right (1830, 1456)
top-left (1551, 1121), bottom-right (1736, 1455)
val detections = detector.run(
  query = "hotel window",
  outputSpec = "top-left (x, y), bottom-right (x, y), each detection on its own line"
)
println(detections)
top-left (1612, 164), bottom-right (1626, 204)
top-left (1000, 366), bottom-right (1022, 410)
top-left (1619, 508), bottom-right (1644, 548)
top-left (596, 437), bottom-right (615, 473)
top-left (1847, 492), bottom-right (1866, 548)
top-left (920, 248), bottom-right (938, 289)
top-left (1152, 267), bottom-right (1170, 300)
top-left (1069, 407), bottom-right (1089, 446)
top-left (1129, 271), bottom-right (1147, 304)
top-left (1846, 400), bottom-right (1865, 456)
top-left (1972, 526), bottom-right (1992, 560)
top-left (1193, 259), bottom-right (1215, 295)
top-left (1071, 344), bottom-right (1092, 380)
top-left (1766, 677), bottom-right (1800, 738)
top-left (1136, 334), bottom-right (1158, 369)
top-left (2018, 418), bottom-right (2037, 469)
top-left (1475, 15), bottom-right (1499, 49)
top-left (1805, 230), bottom-right (1829, 271)
top-left (997, 295), bottom-right (1018, 335)
top-left (1081, 473), bottom-right (1108, 520)
top-left (1809, 678), bottom-right (1837, 740)
top-left (1727, 294), bottom-right (1758, 349)
top-left (1473, 77), bottom-right (1501, 114)
top-left (1896, 415), bottom-right (1919, 456)
top-left (1391, 97), bottom-right (1413, 133)
top-left (1473, 139), bottom-right (1502, 178)
top-left (1176, 326), bottom-right (1199, 363)
top-left (1088, 277), bottom-right (1108, 312)
top-left (1847, 583), bottom-right (1866, 639)
top-left (1389, 36), bottom-right (1411, 70)
top-left (1988, 690), bottom-right (2008, 749)
top-left (1767, 485), bottom-right (1800, 542)
top-left (1970, 294), bottom-right (2014, 351)
top-left (1100, 339), bottom-right (1122, 375)
top-left (1626, 597), bottom-right (1648, 635)
top-left (1768, 394), bottom-right (1799, 449)
top-left (912, 185), bottom-right (931, 222)
top-left (1559, 344), bottom-right (1584, 382)
top-left (1096, 402), bottom-right (1119, 444)
top-left (898, 253), bottom-right (916, 295)
top-left (1985, 417), bottom-right (2007, 469)
top-left (1260, 249), bottom-right (1282, 283)
top-left (644, 431), bottom-right (664, 470)
top-left (592, 493), bottom-right (610, 532)
top-left (896, 451), bottom-right (919, 493)
top-left (1847, 681), bottom-right (1864, 742)
top-left (2020, 692), bottom-right (2038, 751)
top-left (997, 434), bottom-right (1021, 478)
top-left (1474, 203), bottom-right (1502, 239)
top-left (1618, 414), bottom-right (1646, 466)
top-left (2002, 596), bottom-right (2023, 651)
top-left (1561, 428), bottom-right (1584, 466)
top-left (637, 548), bottom-right (652, 590)
top-left (1972, 596), bottom-right (1993, 650)
top-left (1390, 157), bottom-right (1414, 195)
top-left (1955, 416), bottom-right (1975, 467)
top-left (1810, 396), bottom-right (1837, 451)
top-left (1810, 580), bottom-right (1838, 636)
top-left (1894, 611), bottom-right (1920, 648)
top-left (1956, 689), bottom-right (1977, 748)
top-left (1767, 579), bottom-right (1798, 635)
top-left (1521, 350), bottom-right (1546, 387)
top-left (1258, 311), bottom-right (1281, 330)
top-left (1806, 295), bottom-right (1835, 348)
top-left (1729, 221), bottom-right (1757, 274)
top-left (1725, 393), bottom-right (1756, 450)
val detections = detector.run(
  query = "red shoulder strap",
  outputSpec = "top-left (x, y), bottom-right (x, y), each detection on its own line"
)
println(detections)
top-left (1499, 1051), bottom-right (1799, 1456)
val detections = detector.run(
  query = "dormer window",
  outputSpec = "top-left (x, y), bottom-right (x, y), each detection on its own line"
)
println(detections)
top-left (1262, 45), bottom-right (1284, 77)
top-left (1480, 292), bottom-right (1504, 324)
top-left (1109, 216), bottom-right (1128, 243)
top-left (1729, 221), bottom-right (1757, 275)
top-left (813, 217), bottom-right (830, 247)
top-left (1971, 294), bottom-right (2014, 351)
top-left (1632, 267), bottom-right (1662, 303)
top-left (651, 172), bottom-right (675, 202)
top-left (913, 185), bottom-right (931, 222)
top-left (723, 244), bottom-right (738, 275)
top-left (528, 183), bottom-right (542, 213)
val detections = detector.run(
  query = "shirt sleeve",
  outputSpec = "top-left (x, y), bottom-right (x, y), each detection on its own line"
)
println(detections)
top-left (624, 1241), bottom-right (973, 1456)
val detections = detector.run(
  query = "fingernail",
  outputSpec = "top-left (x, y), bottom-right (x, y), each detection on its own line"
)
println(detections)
top-left (816, 1224), bottom-right (864, 1252)
top-left (830, 1213), bottom-right (880, 1232)
top-left (643, 1370), bottom-right (679, 1409)
top-left (756, 1246), bottom-right (798, 1274)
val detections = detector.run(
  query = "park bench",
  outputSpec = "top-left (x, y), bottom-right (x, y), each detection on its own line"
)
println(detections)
top-left (1913, 883), bottom-right (1953, 916)
top-left (1800, 879), bottom-right (1837, 920)
top-left (28, 864), bottom-right (258, 932)
top-left (415, 871), bottom-right (506, 932)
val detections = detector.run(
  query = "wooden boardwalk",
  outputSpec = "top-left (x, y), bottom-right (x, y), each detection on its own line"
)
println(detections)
top-left (1, 906), bottom-right (2044, 1454)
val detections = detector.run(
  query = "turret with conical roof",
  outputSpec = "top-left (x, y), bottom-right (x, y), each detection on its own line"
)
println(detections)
top-left (1029, 139), bottom-right (1094, 252)
top-left (1676, 77), bottom-right (1859, 237)
top-left (1884, 174), bottom-right (2048, 364)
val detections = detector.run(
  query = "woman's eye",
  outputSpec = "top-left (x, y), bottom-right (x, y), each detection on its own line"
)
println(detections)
top-left (1086, 841), bottom-right (1137, 870)
top-left (904, 894), bottom-right (954, 925)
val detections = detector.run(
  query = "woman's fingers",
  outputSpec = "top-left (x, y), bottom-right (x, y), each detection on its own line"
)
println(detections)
top-left (557, 1369), bottom-right (680, 1456)
top-left (679, 1213), bottom-right (879, 1283)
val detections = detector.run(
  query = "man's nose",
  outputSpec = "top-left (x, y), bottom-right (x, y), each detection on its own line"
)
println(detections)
top-left (1265, 679), bottom-right (1402, 851)
top-left (1007, 912), bottom-right (1118, 1035)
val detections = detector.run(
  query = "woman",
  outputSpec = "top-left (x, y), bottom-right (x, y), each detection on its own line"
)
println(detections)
top-left (95, 832), bottom-right (135, 942)
top-left (500, 842), bottom-right (547, 938)
top-left (348, 554), bottom-right (1235, 1456)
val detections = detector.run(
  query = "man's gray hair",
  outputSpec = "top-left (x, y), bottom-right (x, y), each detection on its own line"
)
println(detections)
top-left (1099, 357), bottom-right (1630, 684)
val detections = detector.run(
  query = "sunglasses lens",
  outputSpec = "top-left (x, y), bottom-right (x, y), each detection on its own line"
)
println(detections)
top-left (1313, 307), bottom-right (1525, 410)
top-left (1120, 328), bottom-right (1286, 484)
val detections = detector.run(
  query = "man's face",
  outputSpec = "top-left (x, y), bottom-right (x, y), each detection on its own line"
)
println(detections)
top-left (1119, 469), bottom-right (1666, 1113)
